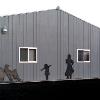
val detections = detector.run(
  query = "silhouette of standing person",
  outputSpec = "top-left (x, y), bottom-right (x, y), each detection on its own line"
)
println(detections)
top-left (41, 64), bottom-right (52, 80)
top-left (65, 54), bottom-right (74, 79)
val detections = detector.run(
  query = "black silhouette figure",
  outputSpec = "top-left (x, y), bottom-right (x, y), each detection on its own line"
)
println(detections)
top-left (65, 54), bottom-right (74, 79)
top-left (41, 64), bottom-right (52, 80)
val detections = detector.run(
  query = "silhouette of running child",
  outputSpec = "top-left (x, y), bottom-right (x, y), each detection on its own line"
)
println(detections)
top-left (65, 54), bottom-right (74, 79)
top-left (41, 64), bottom-right (52, 80)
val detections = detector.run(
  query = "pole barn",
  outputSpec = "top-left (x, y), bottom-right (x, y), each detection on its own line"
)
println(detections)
top-left (0, 8), bottom-right (100, 82)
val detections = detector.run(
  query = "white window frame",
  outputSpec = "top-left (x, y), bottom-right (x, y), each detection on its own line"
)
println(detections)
top-left (19, 47), bottom-right (37, 63)
top-left (77, 49), bottom-right (90, 63)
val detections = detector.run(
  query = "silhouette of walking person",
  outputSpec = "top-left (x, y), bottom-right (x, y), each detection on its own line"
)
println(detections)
top-left (41, 64), bottom-right (52, 80)
top-left (65, 54), bottom-right (74, 79)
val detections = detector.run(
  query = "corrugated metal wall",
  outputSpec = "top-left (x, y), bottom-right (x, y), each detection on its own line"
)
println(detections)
top-left (0, 9), bottom-right (100, 82)
top-left (60, 10), bottom-right (100, 79)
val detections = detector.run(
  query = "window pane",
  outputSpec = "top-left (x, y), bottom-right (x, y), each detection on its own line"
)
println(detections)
top-left (20, 48), bottom-right (28, 61)
top-left (29, 49), bottom-right (36, 61)
top-left (84, 51), bottom-right (89, 61)
top-left (78, 50), bottom-right (84, 61)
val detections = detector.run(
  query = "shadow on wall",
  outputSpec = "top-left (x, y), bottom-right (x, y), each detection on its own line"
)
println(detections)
top-left (0, 64), bottom-right (22, 82)
top-left (0, 54), bottom-right (75, 82)
top-left (41, 54), bottom-right (74, 81)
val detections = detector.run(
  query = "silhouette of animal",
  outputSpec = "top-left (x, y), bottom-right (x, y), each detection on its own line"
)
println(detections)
top-left (4, 64), bottom-right (22, 82)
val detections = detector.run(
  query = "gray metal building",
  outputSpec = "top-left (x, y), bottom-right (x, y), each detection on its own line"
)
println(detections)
top-left (0, 8), bottom-right (100, 82)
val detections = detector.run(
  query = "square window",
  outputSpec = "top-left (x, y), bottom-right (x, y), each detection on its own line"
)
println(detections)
top-left (19, 47), bottom-right (37, 63)
top-left (77, 49), bottom-right (90, 63)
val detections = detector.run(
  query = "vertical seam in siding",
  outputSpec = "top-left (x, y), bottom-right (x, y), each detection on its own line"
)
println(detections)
top-left (98, 29), bottom-right (99, 78)
top-left (73, 17), bottom-right (74, 79)
top-left (26, 13), bottom-right (28, 81)
top-left (75, 18), bottom-right (77, 78)
top-left (90, 25), bottom-right (91, 78)
top-left (7, 17), bottom-right (9, 65)
top-left (33, 13), bottom-right (34, 81)
top-left (72, 17), bottom-right (75, 79)
top-left (68, 14), bottom-right (69, 54)
top-left (12, 16), bottom-right (13, 69)
top-left (73, 17), bottom-right (74, 59)
top-left (16, 15), bottom-right (20, 70)
top-left (77, 19), bottom-right (79, 78)
top-left (57, 10), bottom-right (58, 79)
top-left (1, 18), bottom-right (3, 66)
top-left (1, 18), bottom-right (2, 67)
top-left (38, 12), bottom-right (40, 81)
top-left (22, 15), bottom-right (24, 80)
top-left (0, 18), bottom-right (3, 66)
top-left (36, 12), bottom-right (37, 81)
top-left (62, 11), bottom-right (64, 80)
top-left (88, 23), bottom-right (90, 78)
top-left (98, 29), bottom-right (100, 78)
top-left (60, 10), bottom-right (61, 79)
top-left (83, 22), bottom-right (84, 79)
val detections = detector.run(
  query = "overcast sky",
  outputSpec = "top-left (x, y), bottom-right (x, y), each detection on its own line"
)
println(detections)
top-left (0, 0), bottom-right (100, 27)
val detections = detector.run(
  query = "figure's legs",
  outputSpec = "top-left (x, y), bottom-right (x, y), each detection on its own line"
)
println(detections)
top-left (46, 75), bottom-right (48, 80)
top-left (66, 75), bottom-right (69, 79)
top-left (69, 74), bottom-right (72, 79)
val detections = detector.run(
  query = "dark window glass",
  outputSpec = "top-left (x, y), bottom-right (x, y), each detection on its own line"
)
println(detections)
top-left (20, 48), bottom-right (28, 61)
top-left (78, 50), bottom-right (84, 61)
top-left (78, 50), bottom-right (90, 62)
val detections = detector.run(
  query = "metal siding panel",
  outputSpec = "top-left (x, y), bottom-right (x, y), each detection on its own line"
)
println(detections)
top-left (23, 14), bottom-right (28, 81)
top-left (1, 17), bottom-right (9, 66)
top-left (91, 26), bottom-right (98, 78)
top-left (33, 12), bottom-right (37, 81)
top-left (16, 14), bottom-right (24, 80)
top-left (69, 15), bottom-right (74, 56)
top-left (12, 15), bottom-right (18, 69)
top-left (57, 10), bottom-right (61, 79)
top-left (47, 10), bottom-right (58, 81)
top-left (99, 29), bottom-right (100, 77)
top-left (8, 16), bottom-right (13, 68)
top-left (88, 24), bottom-right (91, 78)
top-left (90, 25), bottom-right (93, 78)
top-left (68, 15), bottom-right (74, 79)
top-left (14, 15), bottom-right (19, 71)
top-left (83, 22), bottom-right (90, 79)
top-left (73, 17), bottom-right (78, 79)
top-left (61, 11), bottom-right (68, 80)
top-left (37, 10), bottom-right (58, 81)
top-left (76, 19), bottom-right (84, 79)
top-left (92, 26), bottom-right (99, 78)
top-left (0, 17), bottom-right (2, 67)
top-left (25, 14), bottom-right (30, 81)
top-left (14, 15), bottom-right (20, 72)
top-left (36, 12), bottom-right (40, 81)
top-left (23, 13), bottom-right (34, 81)
top-left (37, 11), bottom-right (47, 81)
top-left (26, 13), bottom-right (34, 81)
top-left (97, 28), bottom-right (100, 78)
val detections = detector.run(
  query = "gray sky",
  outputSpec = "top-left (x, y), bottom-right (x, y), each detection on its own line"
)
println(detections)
top-left (0, 0), bottom-right (100, 27)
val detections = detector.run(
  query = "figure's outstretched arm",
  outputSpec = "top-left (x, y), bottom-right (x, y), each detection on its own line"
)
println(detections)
top-left (41, 68), bottom-right (45, 71)
top-left (49, 65), bottom-right (52, 68)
